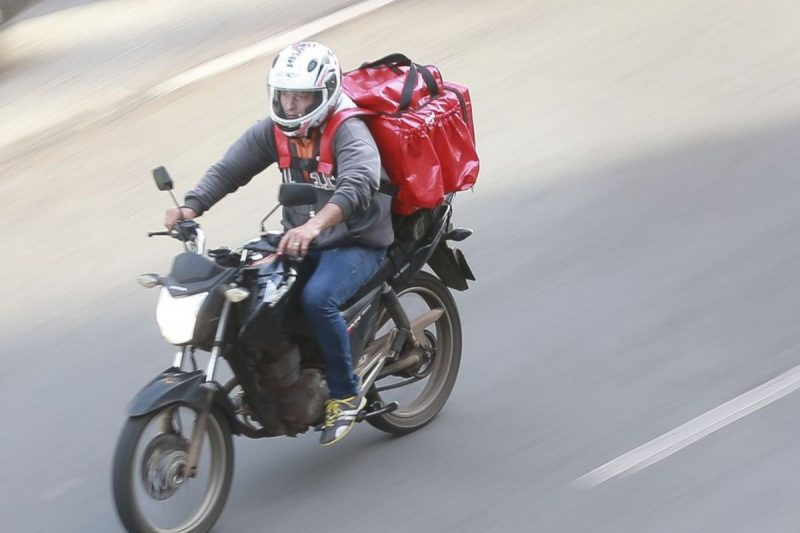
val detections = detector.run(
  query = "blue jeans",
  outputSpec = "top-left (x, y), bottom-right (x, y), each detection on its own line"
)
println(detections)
top-left (300, 246), bottom-right (386, 399)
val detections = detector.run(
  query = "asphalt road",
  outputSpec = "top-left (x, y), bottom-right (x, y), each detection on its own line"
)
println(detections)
top-left (2, 0), bottom-right (800, 531)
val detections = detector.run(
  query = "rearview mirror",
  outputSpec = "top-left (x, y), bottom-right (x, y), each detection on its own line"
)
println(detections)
top-left (152, 166), bottom-right (174, 191)
top-left (279, 183), bottom-right (317, 206)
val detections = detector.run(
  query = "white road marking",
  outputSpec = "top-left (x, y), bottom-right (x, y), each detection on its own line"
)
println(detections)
top-left (147, 0), bottom-right (397, 98)
top-left (573, 361), bottom-right (800, 488)
top-left (42, 476), bottom-right (87, 501)
top-left (2, 0), bottom-right (397, 154)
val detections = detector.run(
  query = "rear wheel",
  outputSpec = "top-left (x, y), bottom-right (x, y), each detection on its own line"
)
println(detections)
top-left (111, 405), bottom-right (234, 533)
top-left (367, 271), bottom-right (462, 435)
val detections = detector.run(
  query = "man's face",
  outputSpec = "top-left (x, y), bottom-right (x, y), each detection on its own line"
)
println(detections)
top-left (280, 91), bottom-right (316, 118)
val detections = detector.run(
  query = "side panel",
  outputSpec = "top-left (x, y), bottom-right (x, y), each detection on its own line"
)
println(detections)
top-left (344, 287), bottom-right (383, 359)
top-left (389, 205), bottom-right (451, 287)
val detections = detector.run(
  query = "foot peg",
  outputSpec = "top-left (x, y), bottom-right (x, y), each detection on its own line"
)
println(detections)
top-left (357, 401), bottom-right (399, 422)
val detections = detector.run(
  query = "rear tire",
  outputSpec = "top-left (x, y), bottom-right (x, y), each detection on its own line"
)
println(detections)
top-left (367, 271), bottom-right (462, 435)
top-left (111, 406), bottom-right (234, 533)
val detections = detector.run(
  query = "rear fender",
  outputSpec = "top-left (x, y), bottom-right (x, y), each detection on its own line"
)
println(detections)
top-left (127, 369), bottom-right (239, 434)
top-left (427, 242), bottom-right (476, 291)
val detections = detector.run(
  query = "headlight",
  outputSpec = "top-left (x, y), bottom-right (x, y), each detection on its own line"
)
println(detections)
top-left (156, 289), bottom-right (208, 345)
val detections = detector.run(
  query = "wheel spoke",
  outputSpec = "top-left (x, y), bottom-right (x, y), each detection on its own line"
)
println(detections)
top-left (365, 272), bottom-right (461, 435)
top-left (409, 308), bottom-right (444, 338)
top-left (375, 374), bottom-right (426, 392)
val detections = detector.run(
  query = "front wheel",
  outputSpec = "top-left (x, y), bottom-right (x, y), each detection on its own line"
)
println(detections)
top-left (111, 405), bottom-right (234, 533)
top-left (367, 270), bottom-right (462, 435)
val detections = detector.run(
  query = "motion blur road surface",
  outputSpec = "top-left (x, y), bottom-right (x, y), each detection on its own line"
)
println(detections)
top-left (0, 0), bottom-right (364, 150)
top-left (2, 0), bottom-right (800, 531)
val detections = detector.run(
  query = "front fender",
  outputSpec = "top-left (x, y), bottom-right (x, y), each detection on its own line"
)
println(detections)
top-left (127, 369), bottom-right (239, 434)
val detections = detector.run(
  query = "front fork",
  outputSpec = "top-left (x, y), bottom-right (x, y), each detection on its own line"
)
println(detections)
top-left (163, 300), bottom-right (233, 478)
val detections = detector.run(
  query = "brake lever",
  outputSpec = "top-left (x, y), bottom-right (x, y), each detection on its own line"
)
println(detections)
top-left (147, 231), bottom-right (171, 237)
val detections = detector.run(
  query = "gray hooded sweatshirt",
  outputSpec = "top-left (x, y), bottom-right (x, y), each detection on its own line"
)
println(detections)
top-left (184, 115), bottom-right (394, 249)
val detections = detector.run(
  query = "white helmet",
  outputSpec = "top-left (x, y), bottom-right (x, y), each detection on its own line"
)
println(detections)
top-left (268, 42), bottom-right (342, 138)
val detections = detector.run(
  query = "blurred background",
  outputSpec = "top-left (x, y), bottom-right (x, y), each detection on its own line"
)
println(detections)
top-left (2, 0), bottom-right (800, 531)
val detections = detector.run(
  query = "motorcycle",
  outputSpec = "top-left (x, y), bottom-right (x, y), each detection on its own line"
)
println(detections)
top-left (111, 167), bottom-right (475, 533)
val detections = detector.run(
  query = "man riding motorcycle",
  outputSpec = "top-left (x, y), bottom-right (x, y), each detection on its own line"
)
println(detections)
top-left (164, 41), bottom-right (394, 446)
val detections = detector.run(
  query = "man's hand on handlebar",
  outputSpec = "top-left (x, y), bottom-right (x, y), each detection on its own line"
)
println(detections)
top-left (277, 221), bottom-right (321, 258)
top-left (275, 203), bottom-right (343, 257)
top-left (164, 207), bottom-right (198, 230)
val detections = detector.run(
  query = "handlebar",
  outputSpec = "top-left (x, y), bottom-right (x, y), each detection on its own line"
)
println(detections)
top-left (148, 224), bottom-right (307, 263)
top-left (148, 220), bottom-right (198, 240)
top-left (147, 220), bottom-right (205, 254)
top-left (244, 232), bottom-right (282, 253)
top-left (243, 232), bottom-right (309, 262)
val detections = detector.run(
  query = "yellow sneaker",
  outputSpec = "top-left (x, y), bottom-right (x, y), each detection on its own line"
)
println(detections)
top-left (320, 395), bottom-right (367, 446)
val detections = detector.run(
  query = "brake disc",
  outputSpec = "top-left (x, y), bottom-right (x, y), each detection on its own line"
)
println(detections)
top-left (140, 432), bottom-right (189, 501)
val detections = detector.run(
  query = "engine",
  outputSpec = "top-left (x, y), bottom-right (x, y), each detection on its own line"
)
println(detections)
top-left (250, 343), bottom-right (329, 436)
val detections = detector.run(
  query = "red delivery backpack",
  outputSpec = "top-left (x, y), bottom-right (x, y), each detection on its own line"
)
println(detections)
top-left (273, 53), bottom-right (479, 215)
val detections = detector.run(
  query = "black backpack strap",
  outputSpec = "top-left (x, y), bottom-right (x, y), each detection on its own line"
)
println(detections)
top-left (379, 180), bottom-right (398, 197)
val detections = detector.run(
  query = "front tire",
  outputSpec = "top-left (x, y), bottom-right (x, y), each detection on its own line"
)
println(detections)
top-left (112, 405), bottom-right (234, 533)
top-left (367, 271), bottom-right (462, 435)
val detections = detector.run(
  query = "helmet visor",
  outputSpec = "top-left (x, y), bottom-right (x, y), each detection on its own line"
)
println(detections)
top-left (270, 88), bottom-right (325, 122)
